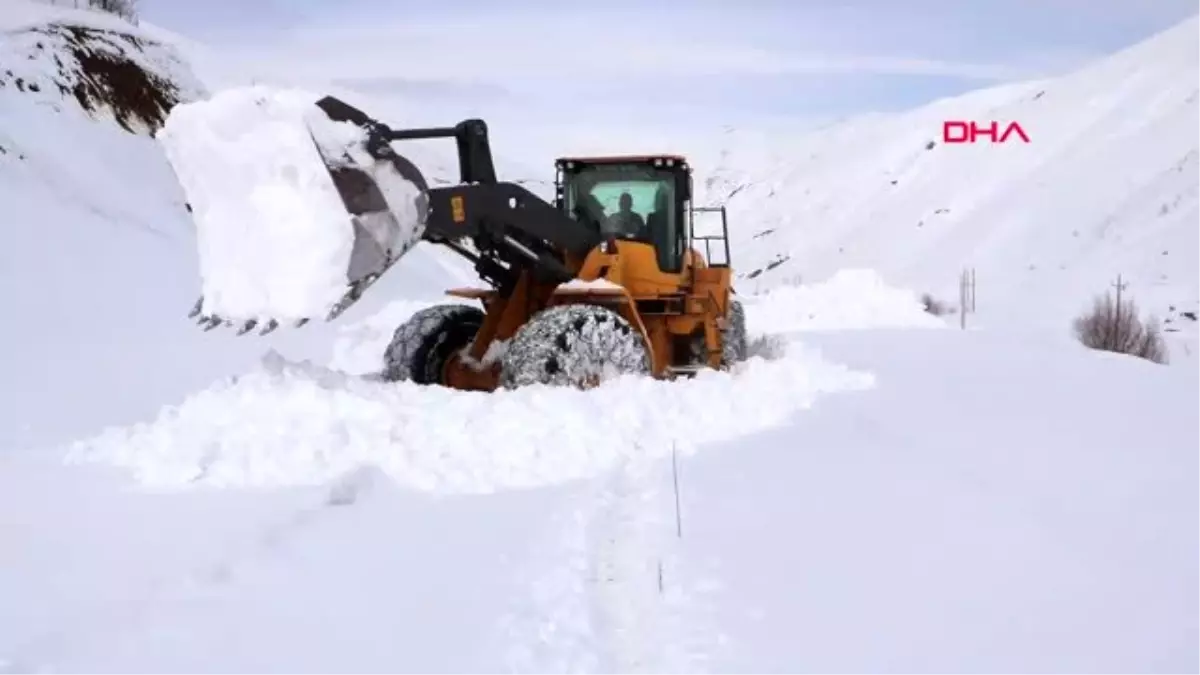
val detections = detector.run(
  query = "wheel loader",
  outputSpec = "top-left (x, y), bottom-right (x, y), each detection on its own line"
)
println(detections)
top-left (188, 96), bottom-right (747, 390)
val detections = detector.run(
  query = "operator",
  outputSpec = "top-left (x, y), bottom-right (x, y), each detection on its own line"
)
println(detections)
top-left (606, 192), bottom-right (646, 237)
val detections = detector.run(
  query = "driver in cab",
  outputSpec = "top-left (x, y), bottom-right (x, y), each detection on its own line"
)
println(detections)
top-left (605, 192), bottom-right (645, 237)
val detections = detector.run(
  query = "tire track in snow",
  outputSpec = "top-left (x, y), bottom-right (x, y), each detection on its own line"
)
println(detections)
top-left (500, 451), bottom-right (720, 673)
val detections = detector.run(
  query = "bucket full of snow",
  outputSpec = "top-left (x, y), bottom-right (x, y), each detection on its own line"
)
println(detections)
top-left (156, 86), bottom-right (429, 333)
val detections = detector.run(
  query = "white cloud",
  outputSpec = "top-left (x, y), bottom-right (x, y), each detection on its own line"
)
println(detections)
top-left (156, 0), bottom-right (1195, 157)
top-left (228, 16), bottom-right (1029, 90)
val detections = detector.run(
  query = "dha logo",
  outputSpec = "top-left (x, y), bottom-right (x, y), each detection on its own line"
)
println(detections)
top-left (942, 120), bottom-right (1030, 144)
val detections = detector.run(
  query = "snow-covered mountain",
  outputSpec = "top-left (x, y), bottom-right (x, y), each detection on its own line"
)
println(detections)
top-left (0, 1), bottom-right (474, 451)
top-left (0, 3), bottom-right (1195, 672)
top-left (706, 16), bottom-right (1199, 359)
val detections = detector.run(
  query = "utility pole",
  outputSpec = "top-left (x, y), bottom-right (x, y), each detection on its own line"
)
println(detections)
top-left (1112, 274), bottom-right (1129, 345)
top-left (959, 268), bottom-right (968, 329)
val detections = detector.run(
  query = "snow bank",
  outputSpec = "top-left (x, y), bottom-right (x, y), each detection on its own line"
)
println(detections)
top-left (742, 269), bottom-right (946, 334)
top-left (156, 85), bottom-right (426, 323)
top-left (68, 344), bottom-right (873, 493)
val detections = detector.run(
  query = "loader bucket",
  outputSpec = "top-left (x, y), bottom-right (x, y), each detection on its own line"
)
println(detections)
top-left (164, 88), bottom-right (433, 335)
top-left (305, 96), bottom-right (433, 322)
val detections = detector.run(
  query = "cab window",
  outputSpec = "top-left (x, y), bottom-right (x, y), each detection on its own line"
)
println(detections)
top-left (563, 164), bottom-right (682, 272)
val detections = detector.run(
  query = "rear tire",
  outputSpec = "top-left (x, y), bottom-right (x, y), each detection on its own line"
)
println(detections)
top-left (382, 304), bottom-right (484, 384)
top-left (500, 303), bottom-right (650, 389)
top-left (721, 298), bottom-right (748, 366)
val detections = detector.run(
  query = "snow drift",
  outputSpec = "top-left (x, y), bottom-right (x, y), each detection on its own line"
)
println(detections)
top-left (68, 340), bottom-right (875, 492)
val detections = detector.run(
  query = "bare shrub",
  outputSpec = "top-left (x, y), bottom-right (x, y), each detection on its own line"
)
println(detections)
top-left (59, 25), bottom-right (181, 133)
top-left (920, 293), bottom-right (952, 316)
top-left (1073, 291), bottom-right (1168, 364)
top-left (89, 0), bottom-right (138, 23)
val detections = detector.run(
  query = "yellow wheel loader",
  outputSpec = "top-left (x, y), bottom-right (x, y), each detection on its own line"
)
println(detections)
top-left (189, 96), bottom-right (747, 390)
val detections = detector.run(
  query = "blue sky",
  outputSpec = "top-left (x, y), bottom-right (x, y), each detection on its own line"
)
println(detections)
top-left (137, 0), bottom-right (1197, 156)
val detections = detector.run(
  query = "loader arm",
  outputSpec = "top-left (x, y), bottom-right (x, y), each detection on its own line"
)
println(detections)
top-left (316, 96), bottom-right (604, 293)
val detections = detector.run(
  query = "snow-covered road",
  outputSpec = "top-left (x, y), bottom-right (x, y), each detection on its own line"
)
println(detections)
top-left (2, 272), bottom-right (1194, 672)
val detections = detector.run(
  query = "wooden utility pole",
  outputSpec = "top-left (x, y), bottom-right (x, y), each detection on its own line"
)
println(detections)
top-left (959, 268), bottom-right (968, 329)
top-left (1112, 273), bottom-right (1129, 345)
top-left (1113, 274), bottom-right (1127, 314)
top-left (970, 268), bottom-right (977, 313)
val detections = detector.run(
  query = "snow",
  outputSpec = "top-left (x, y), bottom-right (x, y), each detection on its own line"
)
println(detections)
top-left (8, 280), bottom-right (1197, 671)
top-left (156, 85), bottom-right (427, 323)
top-left (704, 15), bottom-right (1200, 363)
top-left (557, 278), bottom-right (625, 292)
top-left (67, 340), bottom-right (873, 492)
top-left (741, 268), bottom-right (946, 334)
top-left (1, 1), bottom-right (1197, 671)
top-left (0, 0), bottom-right (473, 451)
top-left (1, 0), bottom-right (144, 34)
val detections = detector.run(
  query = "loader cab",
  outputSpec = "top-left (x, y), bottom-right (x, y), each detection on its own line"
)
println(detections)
top-left (554, 155), bottom-right (692, 273)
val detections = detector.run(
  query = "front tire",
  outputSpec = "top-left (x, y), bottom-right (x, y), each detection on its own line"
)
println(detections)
top-left (382, 303), bottom-right (484, 384)
top-left (500, 303), bottom-right (650, 389)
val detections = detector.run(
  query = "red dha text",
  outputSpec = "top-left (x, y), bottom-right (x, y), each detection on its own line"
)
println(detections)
top-left (942, 121), bottom-right (1030, 144)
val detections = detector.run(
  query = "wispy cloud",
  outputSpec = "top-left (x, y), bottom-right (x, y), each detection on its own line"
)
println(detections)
top-left (140, 0), bottom-right (1197, 142)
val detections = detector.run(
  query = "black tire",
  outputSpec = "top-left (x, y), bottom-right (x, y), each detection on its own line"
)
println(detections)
top-left (382, 303), bottom-right (484, 384)
top-left (721, 298), bottom-right (748, 366)
top-left (687, 298), bottom-right (748, 369)
top-left (500, 303), bottom-right (650, 389)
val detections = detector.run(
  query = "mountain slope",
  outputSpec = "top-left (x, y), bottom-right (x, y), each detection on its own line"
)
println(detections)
top-left (0, 1), bottom-right (473, 451)
top-left (706, 16), bottom-right (1199, 360)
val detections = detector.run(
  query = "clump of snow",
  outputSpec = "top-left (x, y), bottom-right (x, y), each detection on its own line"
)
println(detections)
top-left (156, 85), bottom-right (427, 323)
top-left (557, 278), bottom-right (625, 292)
top-left (460, 338), bottom-right (510, 371)
top-left (67, 342), bottom-right (874, 493)
top-left (742, 268), bottom-right (946, 334)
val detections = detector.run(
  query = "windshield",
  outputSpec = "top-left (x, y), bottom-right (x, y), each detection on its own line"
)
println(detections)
top-left (563, 164), bottom-right (682, 271)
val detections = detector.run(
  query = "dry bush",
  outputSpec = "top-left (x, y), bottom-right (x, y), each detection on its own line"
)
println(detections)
top-left (89, 0), bottom-right (138, 22)
top-left (58, 25), bottom-right (181, 133)
top-left (920, 293), bottom-right (952, 316)
top-left (1073, 291), bottom-right (1168, 364)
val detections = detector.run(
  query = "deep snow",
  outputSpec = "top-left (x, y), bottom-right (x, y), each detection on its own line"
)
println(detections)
top-left (1, 1), bottom-right (1196, 672)
top-left (6, 283), bottom-right (1196, 672)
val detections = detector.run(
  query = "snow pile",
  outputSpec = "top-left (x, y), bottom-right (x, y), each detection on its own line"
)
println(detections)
top-left (156, 85), bottom-right (427, 323)
top-left (742, 268), bottom-right (946, 335)
top-left (68, 342), bottom-right (874, 492)
top-left (557, 278), bottom-right (626, 292)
